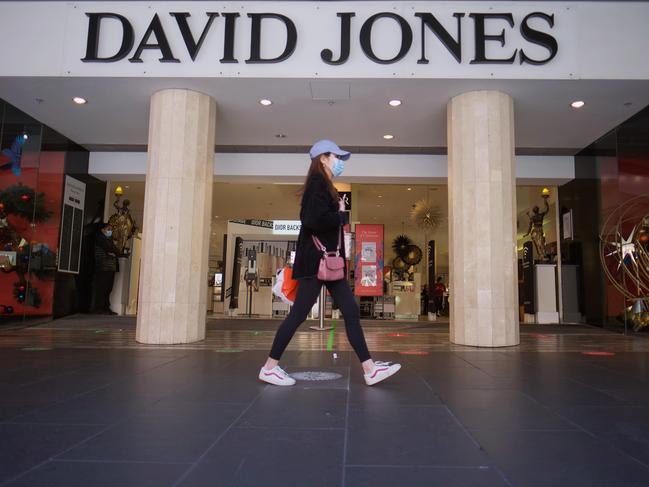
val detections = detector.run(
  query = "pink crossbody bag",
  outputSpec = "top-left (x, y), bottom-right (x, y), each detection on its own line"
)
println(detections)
top-left (311, 232), bottom-right (345, 281)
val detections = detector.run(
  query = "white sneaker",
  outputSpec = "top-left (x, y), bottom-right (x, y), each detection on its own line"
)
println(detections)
top-left (259, 365), bottom-right (296, 386)
top-left (364, 361), bottom-right (401, 386)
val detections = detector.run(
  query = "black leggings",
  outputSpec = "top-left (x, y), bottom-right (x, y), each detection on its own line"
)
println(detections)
top-left (269, 277), bottom-right (371, 362)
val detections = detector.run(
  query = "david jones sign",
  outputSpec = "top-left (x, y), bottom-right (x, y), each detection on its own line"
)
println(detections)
top-left (82, 10), bottom-right (558, 66)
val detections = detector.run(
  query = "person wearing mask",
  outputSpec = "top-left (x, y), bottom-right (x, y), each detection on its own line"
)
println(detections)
top-left (259, 140), bottom-right (401, 386)
top-left (92, 223), bottom-right (120, 315)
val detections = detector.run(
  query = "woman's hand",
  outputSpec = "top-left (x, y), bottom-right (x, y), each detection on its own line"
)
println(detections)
top-left (338, 198), bottom-right (346, 212)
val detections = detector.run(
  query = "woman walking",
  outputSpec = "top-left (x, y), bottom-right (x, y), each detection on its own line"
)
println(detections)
top-left (259, 140), bottom-right (401, 386)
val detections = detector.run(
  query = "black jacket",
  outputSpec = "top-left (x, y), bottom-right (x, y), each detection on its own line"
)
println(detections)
top-left (293, 173), bottom-right (347, 280)
top-left (94, 232), bottom-right (120, 273)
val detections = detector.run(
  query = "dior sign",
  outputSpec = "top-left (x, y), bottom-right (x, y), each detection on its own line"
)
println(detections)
top-left (81, 10), bottom-right (558, 66)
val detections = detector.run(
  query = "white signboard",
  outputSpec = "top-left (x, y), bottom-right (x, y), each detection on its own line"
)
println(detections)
top-left (562, 210), bottom-right (573, 240)
top-left (58, 176), bottom-right (87, 274)
top-left (273, 220), bottom-right (301, 235)
top-left (63, 176), bottom-right (86, 210)
top-left (2, 2), bottom-right (649, 80)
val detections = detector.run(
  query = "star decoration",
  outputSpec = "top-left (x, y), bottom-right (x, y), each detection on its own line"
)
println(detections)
top-left (606, 227), bottom-right (637, 269)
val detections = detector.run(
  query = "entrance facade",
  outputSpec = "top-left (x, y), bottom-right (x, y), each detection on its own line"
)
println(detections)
top-left (1, 1), bottom-right (649, 347)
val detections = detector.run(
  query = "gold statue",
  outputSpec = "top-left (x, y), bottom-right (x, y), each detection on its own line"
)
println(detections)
top-left (524, 192), bottom-right (550, 261)
top-left (108, 195), bottom-right (136, 254)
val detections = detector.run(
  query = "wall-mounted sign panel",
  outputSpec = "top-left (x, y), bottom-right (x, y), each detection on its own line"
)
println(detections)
top-left (9, 1), bottom-right (649, 80)
top-left (273, 220), bottom-right (301, 235)
top-left (58, 176), bottom-right (86, 274)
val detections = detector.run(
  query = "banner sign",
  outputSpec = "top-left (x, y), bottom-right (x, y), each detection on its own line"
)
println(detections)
top-left (229, 236), bottom-right (243, 309)
top-left (354, 224), bottom-right (384, 297)
top-left (522, 240), bottom-right (535, 314)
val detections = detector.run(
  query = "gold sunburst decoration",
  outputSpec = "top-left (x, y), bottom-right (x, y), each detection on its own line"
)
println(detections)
top-left (410, 200), bottom-right (443, 230)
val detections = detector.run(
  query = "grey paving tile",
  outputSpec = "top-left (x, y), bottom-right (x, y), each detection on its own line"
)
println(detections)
top-left (236, 387), bottom-right (347, 429)
top-left (171, 374), bottom-right (268, 403)
top-left (176, 428), bottom-right (344, 487)
top-left (4, 460), bottom-right (188, 487)
top-left (9, 386), bottom-right (174, 425)
top-left (470, 429), bottom-right (649, 487)
top-left (345, 466), bottom-right (510, 487)
top-left (520, 377), bottom-right (625, 407)
top-left (347, 404), bottom-right (489, 466)
top-left (0, 423), bottom-right (104, 484)
top-left (601, 388), bottom-right (649, 405)
top-left (552, 405), bottom-right (649, 465)
top-left (440, 389), bottom-right (577, 430)
top-left (58, 403), bottom-right (246, 463)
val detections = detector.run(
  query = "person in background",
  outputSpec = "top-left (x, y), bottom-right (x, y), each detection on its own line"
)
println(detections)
top-left (433, 276), bottom-right (447, 317)
top-left (421, 284), bottom-right (429, 316)
top-left (92, 223), bottom-right (120, 315)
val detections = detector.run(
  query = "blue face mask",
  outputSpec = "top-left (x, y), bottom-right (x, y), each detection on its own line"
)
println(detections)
top-left (332, 158), bottom-right (345, 177)
top-left (105, 230), bottom-right (112, 237)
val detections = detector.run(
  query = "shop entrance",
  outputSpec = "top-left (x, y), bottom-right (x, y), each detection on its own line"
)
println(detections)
top-left (99, 179), bottom-right (572, 325)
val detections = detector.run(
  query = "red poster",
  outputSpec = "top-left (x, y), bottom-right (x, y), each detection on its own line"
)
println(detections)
top-left (354, 224), bottom-right (384, 296)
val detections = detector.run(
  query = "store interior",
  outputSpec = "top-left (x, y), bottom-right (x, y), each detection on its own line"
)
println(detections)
top-left (103, 180), bottom-right (566, 323)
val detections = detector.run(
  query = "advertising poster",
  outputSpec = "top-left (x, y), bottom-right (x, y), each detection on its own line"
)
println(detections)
top-left (354, 224), bottom-right (383, 296)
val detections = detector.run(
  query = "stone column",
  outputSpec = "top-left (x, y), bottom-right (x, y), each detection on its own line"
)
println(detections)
top-left (447, 91), bottom-right (519, 347)
top-left (136, 89), bottom-right (216, 344)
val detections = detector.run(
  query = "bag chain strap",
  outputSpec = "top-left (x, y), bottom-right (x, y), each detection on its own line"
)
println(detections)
top-left (312, 229), bottom-right (342, 258)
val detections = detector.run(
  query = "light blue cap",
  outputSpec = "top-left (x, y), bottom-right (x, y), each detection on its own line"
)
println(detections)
top-left (309, 139), bottom-right (351, 161)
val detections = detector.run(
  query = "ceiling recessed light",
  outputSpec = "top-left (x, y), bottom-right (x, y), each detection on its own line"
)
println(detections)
top-left (383, 134), bottom-right (394, 140)
top-left (571, 100), bottom-right (585, 109)
top-left (259, 99), bottom-right (272, 106)
top-left (73, 97), bottom-right (87, 105)
top-left (388, 99), bottom-right (402, 107)
top-left (378, 195), bottom-right (383, 198)
top-left (407, 187), bottom-right (412, 191)
top-left (275, 133), bottom-right (286, 139)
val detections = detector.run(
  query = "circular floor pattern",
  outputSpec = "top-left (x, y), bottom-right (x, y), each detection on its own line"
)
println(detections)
top-left (290, 371), bottom-right (344, 381)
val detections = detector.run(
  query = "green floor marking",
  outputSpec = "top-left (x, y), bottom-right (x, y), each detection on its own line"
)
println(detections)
top-left (327, 319), bottom-right (336, 351)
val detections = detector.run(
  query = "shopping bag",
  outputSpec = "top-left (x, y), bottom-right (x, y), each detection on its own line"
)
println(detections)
top-left (273, 267), bottom-right (298, 305)
top-left (281, 267), bottom-right (299, 304)
top-left (272, 268), bottom-right (286, 302)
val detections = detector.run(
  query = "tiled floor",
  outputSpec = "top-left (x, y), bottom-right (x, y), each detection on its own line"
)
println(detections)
top-left (1, 317), bottom-right (649, 486)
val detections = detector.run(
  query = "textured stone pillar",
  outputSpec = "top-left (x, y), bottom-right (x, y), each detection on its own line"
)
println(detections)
top-left (447, 91), bottom-right (519, 347)
top-left (136, 89), bottom-right (216, 344)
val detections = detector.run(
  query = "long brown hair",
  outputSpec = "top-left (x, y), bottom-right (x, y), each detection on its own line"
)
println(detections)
top-left (298, 153), bottom-right (339, 203)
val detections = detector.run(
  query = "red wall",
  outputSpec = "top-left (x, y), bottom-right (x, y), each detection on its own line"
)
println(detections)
top-left (0, 152), bottom-right (64, 316)
top-left (600, 154), bottom-right (649, 317)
